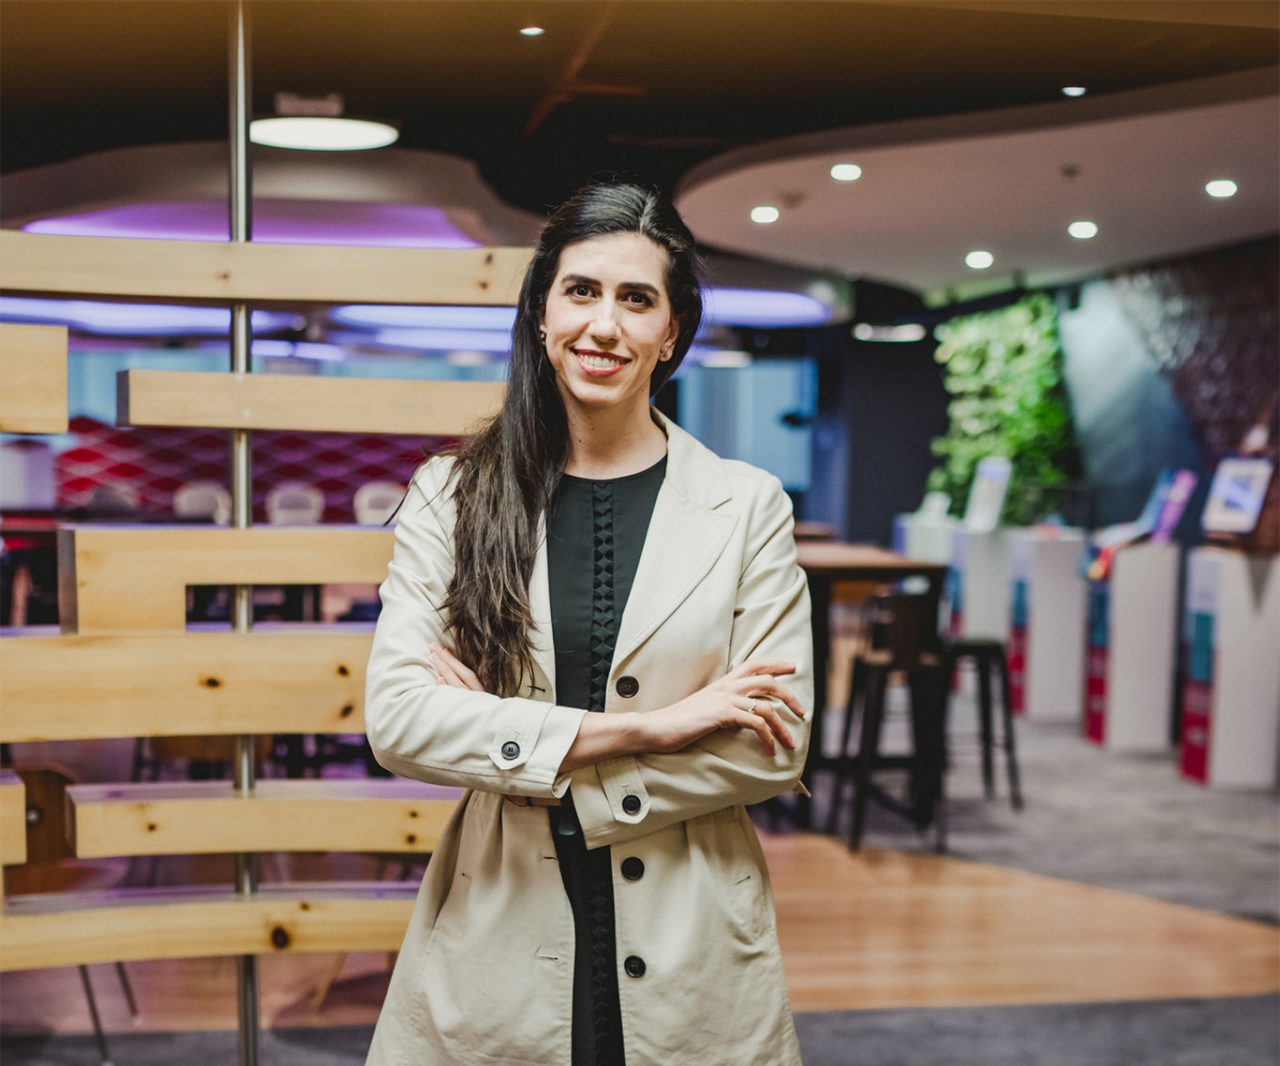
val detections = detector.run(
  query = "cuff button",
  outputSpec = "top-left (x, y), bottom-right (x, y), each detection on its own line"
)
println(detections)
top-left (500, 740), bottom-right (521, 760)
top-left (621, 794), bottom-right (642, 815)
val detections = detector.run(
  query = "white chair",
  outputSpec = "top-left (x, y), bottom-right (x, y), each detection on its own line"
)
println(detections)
top-left (353, 480), bottom-right (406, 526)
top-left (173, 481), bottom-right (232, 525)
top-left (265, 481), bottom-right (325, 526)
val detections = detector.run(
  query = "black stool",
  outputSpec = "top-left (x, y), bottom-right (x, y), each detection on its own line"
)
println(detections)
top-left (828, 594), bottom-right (950, 853)
top-left (944, 637), bottom-right (1023, 810)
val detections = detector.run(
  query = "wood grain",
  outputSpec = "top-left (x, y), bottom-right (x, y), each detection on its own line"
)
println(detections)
top-left (68, 780), bottom-right (461, 858)
top-left (57, 526), bottom-right (393, 633)
top-left (0, 231), bottom-right (530, 306)
top-left (0, 629), bottom-right (373, 742)
top-left (0, 323), bottom-right (67, 434)
top-left (119, 369), bottom-right (504, 436)
top-left (0, 772), bottom-right (26, 866)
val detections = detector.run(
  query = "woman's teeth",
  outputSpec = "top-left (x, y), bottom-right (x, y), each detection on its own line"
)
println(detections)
top-left (579, 353), bottom-right (625, 369)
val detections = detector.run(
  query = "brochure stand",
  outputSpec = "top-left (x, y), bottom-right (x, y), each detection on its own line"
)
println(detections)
top-left (948, 529), bottom-right (1010, 640)
top-left (1007, 528), bottom-right (1086, 721)
top-left (1083, 543), bottom-right (1179, 752)
top-left (1180, 547), bottom-right (1280, 788)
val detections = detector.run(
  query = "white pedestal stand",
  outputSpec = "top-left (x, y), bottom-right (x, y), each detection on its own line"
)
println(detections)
top-left (1084, 543), bottom-right (1179, 752)
top-left (1007, 528), bottom-right (1087, 721)
top-left (1180, 547), bottom-right (1280, 788)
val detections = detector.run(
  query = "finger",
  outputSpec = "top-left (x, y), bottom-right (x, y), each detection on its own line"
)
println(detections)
top-left (725, 709), bottom-right (776, 756)
top-left (428, 648), bottom-right (465, 688)
top-left (731, 675), bottom-right (806, 720)
top-left (430, 643), bottom-right (482, 691)
top-left (750, 702), bottom-right (796, 749)
top-left (755, 679), bottom-right (807, 720)
top-left (729, 659), bottom-right (796, 681)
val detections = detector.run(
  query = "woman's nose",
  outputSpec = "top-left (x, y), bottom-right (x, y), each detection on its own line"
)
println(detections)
top-left (589, 304), bottom-right (621, 340)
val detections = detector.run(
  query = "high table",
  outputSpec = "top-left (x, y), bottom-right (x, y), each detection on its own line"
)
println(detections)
top-left (790, 541), bottom-right (950, 829)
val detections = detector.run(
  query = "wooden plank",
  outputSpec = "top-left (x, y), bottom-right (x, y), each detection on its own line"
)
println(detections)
top-left (68, 780), bottom-right (461, 858)
top-left (58, 526), bottom-right (393, 633)
top-left (0, 882), bottom-right (416, 971)
top-left (0, 231), bottom-right (530, 306)
top-left (0, 629), bottom-right (373, 742)
top-left (0, 323), bottom-right (68, 434)
top-left (119, 370), bottom-right (503, 436)
top-left (0, 772), bottom-right (26, 866)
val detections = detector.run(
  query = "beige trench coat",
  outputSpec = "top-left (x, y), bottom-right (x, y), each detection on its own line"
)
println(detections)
top-left (364, 411), bottom-right (812, 1066)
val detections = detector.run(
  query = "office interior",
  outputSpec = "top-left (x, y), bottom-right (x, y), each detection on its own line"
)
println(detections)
top-left (0, 3), bottom-right (1277, 1065)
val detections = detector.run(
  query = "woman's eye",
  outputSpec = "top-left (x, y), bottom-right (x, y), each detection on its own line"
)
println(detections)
top-left (625, 292), bottom-right (653, 307)
top-left (569, 284), bottom-right (593, 298)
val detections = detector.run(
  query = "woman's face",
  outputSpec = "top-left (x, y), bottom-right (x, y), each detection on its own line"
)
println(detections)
top-left (540, 231), bottom-right (679, 417)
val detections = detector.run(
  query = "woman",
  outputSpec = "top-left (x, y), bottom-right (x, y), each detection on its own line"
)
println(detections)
top-left (364, 181), bottom-right (812, 1066)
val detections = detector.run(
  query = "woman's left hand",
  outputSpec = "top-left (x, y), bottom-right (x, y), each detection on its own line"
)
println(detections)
top-left (428, 642), bottom-right (484, 691)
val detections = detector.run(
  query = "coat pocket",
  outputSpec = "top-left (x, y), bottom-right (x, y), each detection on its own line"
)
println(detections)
top-left (694, 807), bottom-right (769, 944)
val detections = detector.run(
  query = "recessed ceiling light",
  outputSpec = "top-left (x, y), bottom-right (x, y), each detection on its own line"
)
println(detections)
top-left (1061, 86), bottom-right (1087, 97)
top-left (249, 116), bottom-right (398, 151)
top-left (830, 163), bottom-right (862, 182)
top-left (519, 25), bottom-right (545, 36)
top-left (750, 205), bottom-right (780, 224)
top-left (965, 250), bottom-right (994, 270)
top-left (853, 323), bottom-right (929, 343)
top-left (1205, 179), bottom-right (1238, 199)
top-left (700, 350), bottom-right (753, 369)
top-left (1068, 220), bottom-right (1098, 239)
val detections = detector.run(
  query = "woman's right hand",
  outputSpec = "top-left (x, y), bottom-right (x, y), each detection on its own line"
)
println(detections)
top-left (635, 659), bottom-right (805, 758)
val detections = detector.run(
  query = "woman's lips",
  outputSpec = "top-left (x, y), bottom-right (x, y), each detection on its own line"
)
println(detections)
top-left (574, 350), bottom-right (629, 377)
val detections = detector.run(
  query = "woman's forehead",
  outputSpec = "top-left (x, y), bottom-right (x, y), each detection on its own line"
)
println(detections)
top-left (553, 232), bottom-right (670, 284)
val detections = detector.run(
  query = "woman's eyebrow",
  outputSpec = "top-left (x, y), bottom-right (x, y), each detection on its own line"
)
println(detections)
top-left (561, 273), bottom-right (660, 297)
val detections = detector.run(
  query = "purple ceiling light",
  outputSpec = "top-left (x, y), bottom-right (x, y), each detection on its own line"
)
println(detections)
top-left (0, 296), bottom-right (300, 336)
top-left (23, 200), bottom-right (481, 248)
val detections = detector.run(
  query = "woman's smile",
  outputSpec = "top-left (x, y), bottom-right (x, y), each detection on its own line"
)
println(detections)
top-left (574, 348), bottom-right (630, 375)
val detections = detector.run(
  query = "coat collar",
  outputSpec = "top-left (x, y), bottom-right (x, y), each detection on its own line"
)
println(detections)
top-left (526, 407), bottom-right (736, 699)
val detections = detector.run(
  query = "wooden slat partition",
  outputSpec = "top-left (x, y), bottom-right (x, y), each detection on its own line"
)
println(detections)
top-left (68, 780), bottom-right (460, 857)
top-left (119, 369), bottom-right (504, 435)
top-left (0, 629), bottom-right (372, 742)
top-left (0, 883), bottom-right (416, 971)
top-left (0, 323), bottom-right (68, 433)
top-left (0, 772), bottom-right (26, 866)
top-left (0, 231), bottom-right (531, 306)
top-left (58, 526), bottom-right (394, 633)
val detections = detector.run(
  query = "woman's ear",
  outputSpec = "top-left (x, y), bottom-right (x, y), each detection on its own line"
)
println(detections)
top-left (660, 316), bottom-right (681, 361)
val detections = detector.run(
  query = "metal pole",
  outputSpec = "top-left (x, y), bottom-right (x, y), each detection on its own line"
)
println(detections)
top-left (228, 3), bottom-right (259, 1064)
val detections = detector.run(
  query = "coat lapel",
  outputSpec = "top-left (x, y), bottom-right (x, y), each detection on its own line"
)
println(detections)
top-left (612, 412), bottom-right (737, 668)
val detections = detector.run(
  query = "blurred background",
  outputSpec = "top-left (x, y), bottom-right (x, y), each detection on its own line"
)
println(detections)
top-left (0, 3), bottom-right (1276, 1065)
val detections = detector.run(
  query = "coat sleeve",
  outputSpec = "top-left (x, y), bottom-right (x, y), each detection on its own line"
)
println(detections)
top-left (364, 459), bottom-right (588, 798)
top-left (570, 473), bottom-right (813, 850)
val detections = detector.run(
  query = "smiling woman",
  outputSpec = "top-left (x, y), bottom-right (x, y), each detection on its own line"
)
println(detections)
top-left (363, 180), bottom-right (813, 1066)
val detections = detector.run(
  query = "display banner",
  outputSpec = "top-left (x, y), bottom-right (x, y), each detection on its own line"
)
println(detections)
top-left (1180, 552), bottom-right (1220, 782)
top-left (1084, 573), bottom-right (1109, 744)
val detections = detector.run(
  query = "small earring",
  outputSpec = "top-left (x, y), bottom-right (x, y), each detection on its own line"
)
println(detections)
top-left (539, 331), bottom-right (547, 344)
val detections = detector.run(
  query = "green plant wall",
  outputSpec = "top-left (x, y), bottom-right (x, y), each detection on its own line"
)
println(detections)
top-left (927, 293), bottom-right (1079, 526)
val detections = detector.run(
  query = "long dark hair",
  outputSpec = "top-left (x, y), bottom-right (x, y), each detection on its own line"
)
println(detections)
top-left (439, 180), bottom-right (703, 696)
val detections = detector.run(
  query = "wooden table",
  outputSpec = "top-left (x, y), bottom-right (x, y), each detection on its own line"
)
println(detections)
top-left (791, 541), bottom-right (950, 828)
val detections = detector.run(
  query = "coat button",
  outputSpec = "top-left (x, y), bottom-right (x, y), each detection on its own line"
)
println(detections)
top-left (500, 740), bottom-right (520, 760)
top-left (621, 794), bottom-right (642, 815)
top-left (624, 955), bottom-right (646, 978)
top-left (615, 676), bottom-right (639, 698)
top-left (621, 857), bottom-right (645, 881)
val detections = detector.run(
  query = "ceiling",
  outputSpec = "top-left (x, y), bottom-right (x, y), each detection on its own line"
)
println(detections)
top-left (2, 0), bottom-right (1278, 299)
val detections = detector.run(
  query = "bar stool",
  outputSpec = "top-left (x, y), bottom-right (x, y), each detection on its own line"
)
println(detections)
top-left (944, 637), bottom-right (1024, 810)
top-left (828, 593), bottom-right (950, 852)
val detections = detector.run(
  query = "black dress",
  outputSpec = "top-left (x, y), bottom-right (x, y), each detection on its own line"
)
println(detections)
top-left (545, 454), bottom-right (667, 1066)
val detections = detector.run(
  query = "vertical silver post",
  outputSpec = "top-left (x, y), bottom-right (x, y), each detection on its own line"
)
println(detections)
top-left (228, 3), bottom-right (259, 1064)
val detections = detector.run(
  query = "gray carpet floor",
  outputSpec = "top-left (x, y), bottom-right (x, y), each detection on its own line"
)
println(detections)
top-left (3, 994), bottom-right (1276, 1065)
top-left (809, 690), bottom-right (1280, 924)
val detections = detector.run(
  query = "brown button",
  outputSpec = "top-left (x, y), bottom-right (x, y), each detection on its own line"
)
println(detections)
top-left (621, 794), bottom-right (642, 815)
top-left (616, 676), bottom-right (639, 698)
top-left (621, 857), bottom-right (644, 881)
